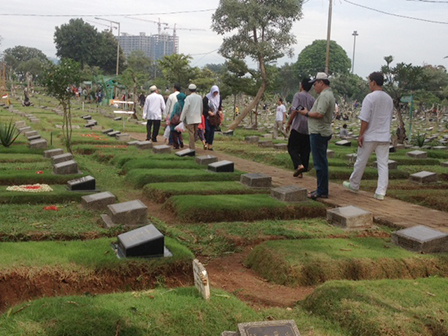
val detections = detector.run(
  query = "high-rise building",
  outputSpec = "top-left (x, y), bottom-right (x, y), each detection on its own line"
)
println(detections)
top-left (118, 32), bottom-right (179, 61)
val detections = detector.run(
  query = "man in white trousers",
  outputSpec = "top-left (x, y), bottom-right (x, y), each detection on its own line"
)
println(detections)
top-left (343, 72), bottom-right (394, 200)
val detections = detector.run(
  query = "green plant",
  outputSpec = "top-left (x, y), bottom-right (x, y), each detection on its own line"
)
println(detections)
top-left (415, 132), bottom-right (425, 147)
top-left (0, 119), bottom-right (20, 147)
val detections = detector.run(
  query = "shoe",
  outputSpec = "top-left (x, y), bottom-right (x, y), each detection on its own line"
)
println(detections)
top-left (374, 193), bottom-right (385, 200)
top-left (208, 148), bottom-right (214, 151)
top-left (203, 144), bottom-right (207, 150)
top-left (293, 166), bottom-right (305, 178)
top-left (342, 181), bottom-right (358, 193)
top-left (180, 142), bottom-right (184, 148)
top-left (308, 190), bottom-right (328, 200)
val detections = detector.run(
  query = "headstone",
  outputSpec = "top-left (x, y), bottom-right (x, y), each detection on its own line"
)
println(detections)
top-left (262, 134), bottom-right (273, 139)
top-left (410, 171), bottom-right (437, 184)
top-left (406, 150), bottom-right (427, 159)
top-left (441, 162), bottom-right (448, 167)
top-left (196, 155), bottom-right (218, 165)
top-left (373, 160), bottom-right (398, 170)
top-left (85, 120), bottom-right (97, 128)
top-left (176, 148), bottom-right (195, 157)
top-left (114, 117), bottom-right (122, 121)
top-left (271, 185), bottom-right (307, 202)
top-left (14, 121), bottom-right (26, 128)
top-left (81, 191), bottom-right (116, 210)
top-left (102, 128), bottom-right (114, 134)
top-left (273, 143), bottom-right (287, 151)
top-left (193, 259), bottom-right (210, 300)
top-left (327, 205), bottom-right (373, 229)
top-left (43, 148), bottom-right (64, 158)
top-left (245, 136), bottom-right (260, 143)
top-left (107, 131), bottom-right (121, 137)
top-left (258, 140), bottom-right (273, 147)
top-left (335, 140), bottom-right (352, 146)
top-left (82, 115), bottom-right (92, 120)
top-left (102, 200), bottom-right (148, 227)
top-left (240, 173), bottom-right (272, 188)
top-left (29, 118), bottom-right (39, 124)
top-left (116, 133), bottom-right (130, 141)
top-left (326, 149), bottom-right (335, 158)
top-left (29, 138), bottom-right (48, 149)
top-left (27, 135), bottom-right (41, 141)
top-left (127, 141), bottom-right (138, 146)
top-left (52, 153), bottom-right (73, 164)
top-left (18, 126), bottom-right (32, 133)
top-left (116, 224), bottom-right (172, 258)
top-left (53, 160), bottom-right (79, 175)
top-left (152, 145), bottom-right (171, 154)
top-left (432, 146), bottom-right (447, 150)
top-left (392, 225), bottom-right (448, 253)
top-left (136, 141), bottom-right (153, 149)
top-left (237, 320), bottom-right (301, 336)
top-left (223, 130), bottom-right (234, 136)
top-left (208, 160), bottom-right (234, 173)
top-left (67, 175), bottom-right (96, 191)
top-left (24, 130), bottom-right (38, 137)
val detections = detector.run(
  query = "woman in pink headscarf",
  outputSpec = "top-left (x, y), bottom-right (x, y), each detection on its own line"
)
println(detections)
top-left (202, 85), bottom-right (222, 151)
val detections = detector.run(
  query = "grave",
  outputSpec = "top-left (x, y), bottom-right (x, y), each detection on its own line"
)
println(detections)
top-left (116, 133), bottom-right (130, 141)
top-left (273, 143), bottom-right (287, 151)
top-left (406, 150), bottom-right (427, 159)
top-left (410, 171), bottom-right (437, 184)
top-left (335, 140), bottom-right (352, 146)
top-left (114, 117), bottom-right (122, 121)
top-left (29, 118), bottom-right (39, 124)
top-left (135, 141), bottom-right (152, 149)
top-left (193, 259), bottom-right (210, 300)
top-left (372, 160), bottom-right (398, 170)
top-left (43, 148), bottom-right (64, 158)
top-left (67, 175), bottom-right (96, 191)
top-left (432, 146), bottom-right (447, 150)
top-left (18, 126), bottom-right (32, 133)
top-left (442, 162), bottom-right (448, 167)
top-left (52, 153), bottom-right (73, 164)
top-left (27, 135), bottom-right (41, 141)
top-left (14, 121), bottom-right (26, 128)
top-left (175, 148), bottom-right (195, 157)
top-left (29, 138), bottom-right (47, 149)
top-left (258, 140), bottom-right (273, 148)
top-left (53, 160), bottom-right (79, 175)
top-left (81, 115), bottom-right (92, 120)
top-left (107, 131), bottom-right (121, 137)
top-left (208, 160), bottom-right (234, 173)
top-left (101, 200), bottom-right (148, 228)
top-left (102, 128), bottom-right (113, 134)
top-left (223, 130), bottom-right (234, 136)
top-left (240, 173), bottom-right (272, 188)
top-left (24, 130), bottom-right (38, 137)
top-left (115, 224), bottom-right (172, 259)
top-left (271, 185), bottom-right (307, 202)
top-left (392, 225), bottom-right (448, 253)
top-left (85, 120), bottom-right (97, 128)
top-left (326, 149), bottom-right (335, 158)
top-left (152, 145), bottom-right (171, 154)
top-left (222, 320), bottom-right (301, 336)
top-left (196, 155), bottom-right (218, 165)
top-left (327, 205), bottom-right (373, 229)
top-left (262, 134), bottom-right (273, 139)
top-left (81, 191), bottom-right (116, 211)
top-left (127, 141), bottom-right (138, 146)
top-left (245, 136), bottom-right (259, 143)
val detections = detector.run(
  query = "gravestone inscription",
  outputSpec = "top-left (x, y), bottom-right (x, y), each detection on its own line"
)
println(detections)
top-left (238, 320), bottom-right (301, 336)
top-left (193, 259), bottom-right (210, 300)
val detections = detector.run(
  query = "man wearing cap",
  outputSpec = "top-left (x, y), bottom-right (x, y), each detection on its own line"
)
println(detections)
top-left (143, 85), bottom-right (166, 142)
top-left (298, 72), bottom-right (335, 199)
top-left (180, 84), bottom-right (203, 149)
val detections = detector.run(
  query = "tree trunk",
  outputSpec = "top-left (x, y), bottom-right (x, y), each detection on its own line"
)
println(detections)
top-left (394, 102), bottom-right (407, 144)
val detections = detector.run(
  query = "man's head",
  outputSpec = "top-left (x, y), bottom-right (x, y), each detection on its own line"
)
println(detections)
top-left (150, 85), bottom-right (158, 93)
top-left (188, 83), bottom-right (197, 92)
top-left (368, 72), bottom-right (384, 90)
top-left (277, 98), bottom-right (283, 105)
top-left (310, 72), bottom-right (330, 94)
top-left (300, 77), bottom-right (313, 92)
top-left (173, 84), bottom-right (181, 92)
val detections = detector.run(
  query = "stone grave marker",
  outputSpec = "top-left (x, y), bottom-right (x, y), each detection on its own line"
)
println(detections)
top-left (326, 149), bottom-right (335, 158)
top-left (176, 148), bottom-right (195, 157)
top-left (240, 173), bottom-right (272, 188)
top-left (442, 162), bottom-right (448, 167)
top-left (152, 145), bottom-right (171, 154)
top-left (27, 135), bottom-right (41, 141)
top-left (116, 133), bottom-right (130, 141)
top-left (410, 171), bottom-right (437, 184)
top-left (136, 141), bottom-right (153, 149)
top-left (237, 320), bottom-right (301, 336)
top-left (53, 160), bottom-right (79, 175)
top-left (127, 141), bottom-right (138, 146)
top-left (24, 130), bottom-right (38, 137)
top-left (193, 259), bottom-right (210, 300)
top-left (19, 126), bottom-right (32, 133)
top-left (107, 131), bottom-right (121, 137)
top-left (223, 130), bottom-right (234, 136)
top-left (196, 155), bottom-right (218, 165)
top-left (271, 185), bottom-right (307, 202)
top-left (14, 121), bottom-right (26, 128)
top-left (373, 160), bottom-right (397, 170)
top-left (29, 138), bottom-right (47, 149)
top-left (114, 117), bottom-right (122, 121)
top-left (52, 153), bottom-right (73, 164)
top-left (101, 200), bottom-right (148, 228)
top-left (258, 140), bottom-right (273, 148)
top-left (102, 128), bottom-right (113, 134)
top-left (82, 115), bottom-right (92, 120)
top-left (67, 175), bottom-right (96, 191)
top-left (406, 150), bottom-right (427, 158)
top-left (245, 136), bottom-right (260, 143)
top-left (392, 225), bottom-right (448, 253)
top-left (81, 191), bottom-right (116, 211)
top-left (208, 160), bottom-right (234, 173)
top-left (43, 148), bottom-right (64, 158)
top-left (273, 143), bottom-right (287, 151)
top-left (389, 145), bottom-right (396, 153)
top-left (432, 146), bottom-right (447, 150)
top-left (85, 120), bottom-right (97, 128)
top-left (327, 205), bottom-right (373, 229)
top-left (335, 140), bottom-right (352, 146)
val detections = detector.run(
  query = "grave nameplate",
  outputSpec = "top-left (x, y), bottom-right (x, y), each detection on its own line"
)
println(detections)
top-left (237, 320), bottom-right (301, 336)
top-left (53, 160), bottom-right (78, 175)
top-left (326, 149), bottom-right (335, 158)
top-left (114, 117), bottom-right (122, 121)
top-left (29, 138), bottom-right (48, 149)
top-left (43, 148), bottom-right (64, 158)
top-left (335, 140), bottom-right (352, 146)
top-left (107, 200), bottom-right (148, 226)
top-left (136, 141), bottom-right (152, 149)
top-left (152, 145), bottom-right (171, 154)
top-left (373, 160), bottom-right (398, 170)
top-left (258, 140), bottom-right (273, 148)
top-left (27, 135), bottom-right (41, 141)
top-left (24, 130), bottom-right (38, 137)
top-left (116, 133), bottom-right (130, 141)
top-left (432, 146), bottom-right (447, 150)
top-left (196, 155), bottom-right (218, 165)
top-left (271, 185), bottom-right (307, 202)
top-left (193, 259), bottom-right (210, 300)
top-left (223, 130), bottom-right (234, 136)
top-left (240, 173), bottom-right (272, 188)
top-left (82, 115), bottom-right (92, 120)
top-left (107, 131), bottom-right (121, 137)
top-left (19, 126), bottom-right (32, 133)
top-left (273, 143), bottom-right (287, 151)
top-left (102, 128), bottom-right (114, 134)
top-left (389, 145), bottom-right (396, 153)
top-left (406, 150), bottom-right (427, 159)
top-left (52, 153), bottom-right (73, 164)
top-left (327, 205), bottom-right (373, 229)
top-left (392, 225), bottom-right (448, 253)
top-left (67, 175), bottom-right (96, 191)
top-left (81, 191), bottom-right (116, 211)
top-left (442, 162), bottom-right (448, 167)
top-left (176, 149), bottom-right (195, 157)
top-left (127, 141), bottom-right (139, 146)
top-left (117, 224), bottom-right (171, 258)
top-left (410, 171), bottom-right (437, 184)
top-left (208, 160), bottom-right (234, 173)
top-left (245, 136), bottom-right (260, 143)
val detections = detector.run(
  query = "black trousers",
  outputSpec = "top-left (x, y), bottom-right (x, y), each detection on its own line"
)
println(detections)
top-left (287, 129), bottom-right (310, 171)
top-left (146, 120), bottom-right (161, 142)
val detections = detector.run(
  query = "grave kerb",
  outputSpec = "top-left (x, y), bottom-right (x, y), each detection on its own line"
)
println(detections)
top-left (193, 259), bottom-right (210, 300)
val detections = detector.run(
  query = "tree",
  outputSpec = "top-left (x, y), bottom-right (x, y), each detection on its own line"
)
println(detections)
top-left (212, 0), bottom-right (303, 130)
top-left (331, 73), bottom-right (369, 102)
top-left (2, 46), bottom-right (48, 81)
top-left (296, 40), bottom-right (351, 78)
top-left (158, 53), bottom-right (194, 90)
top-left (42, 59), bottom-right (81, 153)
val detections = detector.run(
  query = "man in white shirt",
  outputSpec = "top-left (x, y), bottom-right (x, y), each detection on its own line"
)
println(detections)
top-left (142, 85), bottom-right (166, 142)
top-left (273, 98), bottom-right (287, 139)
top-left (180, 84), bottom-right (203, 149)
top-left (343, 72), bottom-right (394, 200)
top-left (165, 84), bottom-right (181, 145)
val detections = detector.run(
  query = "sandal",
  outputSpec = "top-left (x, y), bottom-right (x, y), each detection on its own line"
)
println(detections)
top-left (293, 166), bottom-right (306, 178)
top-left (307, 190), bottom-right (328, 200)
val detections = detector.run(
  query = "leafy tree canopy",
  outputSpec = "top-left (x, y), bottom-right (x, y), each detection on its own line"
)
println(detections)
top-left (2, 46), bottom-right (48, 72)
top-left (158, 53), bottom-right (194, 90)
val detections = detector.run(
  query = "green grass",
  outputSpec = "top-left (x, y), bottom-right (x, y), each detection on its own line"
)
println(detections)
top-left (0, 169), bottom-right (88, 186)
top-left (121, 158), bottom-right (201, 174)
top-left (309, 166), bottom-right (410, 180)
top-left (0, 185), bottom-right (93, 204)
top-left (0, 161), bottom-right (52, 171)
top-left (302, 277), bottom-right (448, 336)
top-left (143, 181), bottom-right (270, 203)
top-left (0, 144), bottom-right (44, 155)
top-left (165, 194), bottom-right (327, 223)
top-left (245, 238), bottom-right (448, 286)
top-left (0, 153), bottom-right (46, 163)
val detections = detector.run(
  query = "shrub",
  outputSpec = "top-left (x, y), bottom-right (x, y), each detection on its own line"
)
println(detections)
top-left (0, 119), bottom-right (20, 147)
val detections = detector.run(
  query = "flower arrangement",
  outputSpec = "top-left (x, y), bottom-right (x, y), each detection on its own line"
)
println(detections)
top-left (6, 184), bottom-right (53, 192)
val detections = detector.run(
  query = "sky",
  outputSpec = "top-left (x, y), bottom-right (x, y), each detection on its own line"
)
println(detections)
top-left (1, 0), bottom-right (447, 79)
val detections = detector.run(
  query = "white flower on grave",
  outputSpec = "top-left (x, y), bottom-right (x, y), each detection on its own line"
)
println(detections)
top-left (6, 184), bottom-right (53, 193)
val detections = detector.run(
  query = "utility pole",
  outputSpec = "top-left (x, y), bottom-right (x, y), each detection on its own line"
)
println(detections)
top-left (351, 31), bottom-right (359, 74)
top-left (325, 0), bottom-right (333, 75)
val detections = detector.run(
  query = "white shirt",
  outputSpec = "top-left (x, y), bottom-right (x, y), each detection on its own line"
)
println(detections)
top-left (180, 93), bottom-right (203, 125)
top-left (142, 92), bottom-right (166, 120)
top-left (165, 91), bottom-right (179, 119)
top-left (276, 104), bottom-right (286, 122)
top-left (359, 90), bottom-right (394, 142)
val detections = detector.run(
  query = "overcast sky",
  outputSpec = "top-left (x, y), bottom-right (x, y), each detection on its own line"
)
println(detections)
top-left (1, 0), bottom-right (447, 79)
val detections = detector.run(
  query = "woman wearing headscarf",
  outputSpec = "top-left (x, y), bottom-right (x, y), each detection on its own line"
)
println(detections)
top-left (169, 92), bottom-right (186, 149)
top-left (203, 85), bottom-right (222, 151)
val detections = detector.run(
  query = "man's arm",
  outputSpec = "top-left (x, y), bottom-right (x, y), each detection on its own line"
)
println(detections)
top-left (358, 120), bottom-right (369, 147)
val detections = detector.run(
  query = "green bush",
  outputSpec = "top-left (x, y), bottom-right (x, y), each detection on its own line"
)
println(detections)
top-left (0, 119), bottom-right (20, 147)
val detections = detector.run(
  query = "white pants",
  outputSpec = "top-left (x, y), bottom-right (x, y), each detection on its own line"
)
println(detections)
top-left (349, 142), bottom-right (390, 196)
top-left (273, 120), bottom-right (284, 139)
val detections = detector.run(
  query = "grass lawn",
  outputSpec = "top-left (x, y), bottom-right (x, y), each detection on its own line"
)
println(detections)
top-left (121, 158), bottom-right (201, 174)
top-left (0, 169), bottom-right (88, 186)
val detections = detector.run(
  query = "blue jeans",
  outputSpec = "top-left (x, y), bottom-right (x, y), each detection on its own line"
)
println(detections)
top-left (205, 119), bottom-right (216, 145)
top-left (310, 133), bottom-right (332, 196)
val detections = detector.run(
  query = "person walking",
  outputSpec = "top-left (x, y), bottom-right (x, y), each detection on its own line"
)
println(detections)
top-left (298, 72), bottom-right (335, 200)
top-left (286, 78), bottom-right (315, 178)
top-left (169, 92), bottom-right (186, 149)
top-left (165, 84), bottom-right (181, 146)
top-left (142, 85), bottom-right (166, 142)
top-left (203, 85), bottom-right (222, 151)
top-left (180, 84), bottom-right (203, 150)
top-left (343, 72), bottom-right (394, 200)
top-left (273, 98), bottom-right (287, 139)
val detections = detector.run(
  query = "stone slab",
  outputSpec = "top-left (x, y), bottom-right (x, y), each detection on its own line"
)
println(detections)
top-left (273, 143), bottom-right (288, 151)
top-left (14, 121), bottom-right (26, 128)
top-left (81, 191), bottom-right (116, 211)
top-left (107, 200), bottom-right (148, 226)
top-left (410, 171), bottom-right (437, 184)
top-left (193, 259), bottom-right (210, 300)
top-left (53, 160), bottom-right (78, 175)
top-left (27, 135), bottom-right (41, 141)
top-left (196, 155), bottom-right (218, 165)
top-left (373, 160), bottom-right (398, 170)
top-left (24, 130), bottom-right (38, 137)
top-left (82, 115), bottom-right (92, 120)
top-left (258, 140), bottom-right (273, 147)
top-left (116, 133), bottom-right (130, 141)
top-left (18, 126), bottom-right (32, 133)
top-left (152, 145), bottom-right (171, 154)
top-left (240, 173), bottom-right (272, 188)
top-left (222, 130), bottom-right (234, 136)
top-left (102, 128), bottom-right (114, 134)
top-left (208, 160), bottom-right (234, 173)
top-left (29, 118), bottom-right (40, 124)
top-left (389, 145), bottom-right (396, 153)
top-left (127, 141), bottom-right (139, 146)
top-left (335, 140), bottom-right (352, 146)
top-left (136, 141), bottom-right (153, 149)
top-left (52, 153), bottom-right (73, 164)
top-left (392, 225), bottom-right (448, 253)
top-left (245, 136), bottom-right (259, 143)
top-left (43, 148), bottom-right (64, 158)
top-left (442, 162), bottom-right (448, 167)
top-left (327, 205), bottom-right (373, 229)
top-left (117, 224), bottom-right (171, 258)
top-left (326, 149), bottom-right (335, 158)
top-left (67, 175), bottom-right (96, 191)
top-left (271, 185), bottom-right (307, 202)
top-left (432, 146), bottom-right (447, 150)
top-left (29, 138), bottom-right (47, 149)
top-left (406, 150), bottom-right (427, 159)
top-left (175, 148), bottom-right (195, 157)
top-left (107, 131), bottom-right (121, 137)
top-left (237, 320), bottom-right (301, 336)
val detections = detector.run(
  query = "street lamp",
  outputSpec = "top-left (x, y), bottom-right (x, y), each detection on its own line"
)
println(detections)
top-left (94, 17), bottom-right (121, 76)
top-left (351, 30), bottom-right (359, 74)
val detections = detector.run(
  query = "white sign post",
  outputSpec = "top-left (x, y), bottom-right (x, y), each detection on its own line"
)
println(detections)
top-left (192, 259), bottom-right (210, 300)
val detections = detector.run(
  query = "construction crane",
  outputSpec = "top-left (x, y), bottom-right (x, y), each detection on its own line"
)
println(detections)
top-left (164, 24), bottom-right (206, 53)
top-left (125, 16), bottom-right (168, 35)
top-left (85, 19), bottom-right (117, 32)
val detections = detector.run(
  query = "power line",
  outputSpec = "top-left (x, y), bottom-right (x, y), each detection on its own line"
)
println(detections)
top-left (0, 9), bottom-right (215, 17)
top-left (343, 0), bottom-right (448, 24)
top-left (406, 0), bottom-right (448, 3)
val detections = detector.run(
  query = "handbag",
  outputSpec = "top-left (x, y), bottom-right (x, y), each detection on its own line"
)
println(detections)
top-left (171, 114), bottom-right (180, 126)
top-left (208, 113), bottom-right (220, 127)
